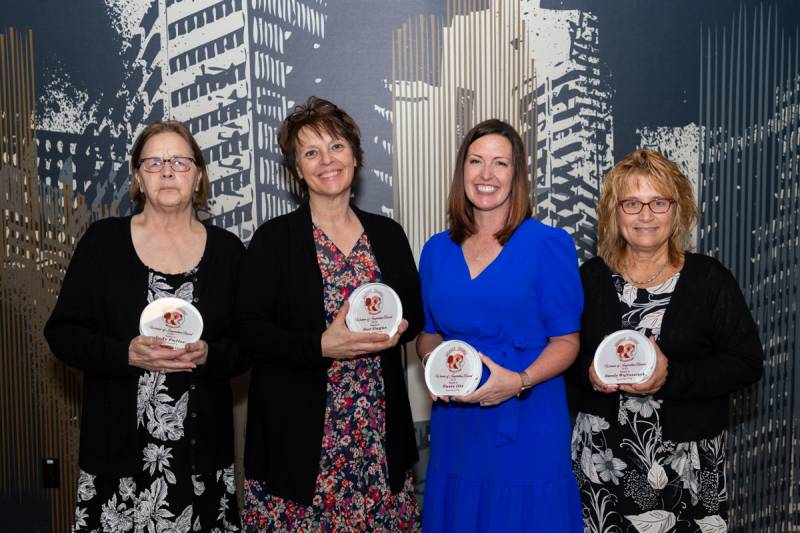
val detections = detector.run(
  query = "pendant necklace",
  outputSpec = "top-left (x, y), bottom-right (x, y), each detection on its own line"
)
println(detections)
top-left (625, 263), bottom-right (667, 285)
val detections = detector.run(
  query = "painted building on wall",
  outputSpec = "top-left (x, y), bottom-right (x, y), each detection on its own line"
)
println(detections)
top-left (2, 0), bottom-right (799, 529)
top-left (527, 7), bottom-right (613, 262)
top-left (248, 0), bottom-right (328, 226)
top-left (697, 8), bottom-right (800, 527)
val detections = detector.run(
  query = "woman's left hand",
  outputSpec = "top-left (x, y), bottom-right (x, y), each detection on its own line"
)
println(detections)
top-left (455, 353), bottom-right (522, 407)
top-left (179, 340), bottom-right (209, 366)
top-left (619, 336), bottom-right (668, 395)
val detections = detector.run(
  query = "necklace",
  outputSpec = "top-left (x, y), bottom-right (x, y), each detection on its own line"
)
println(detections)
top-left (624, 263), bottom-right (667, 285)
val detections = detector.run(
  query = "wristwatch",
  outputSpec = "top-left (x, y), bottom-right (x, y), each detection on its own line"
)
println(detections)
top-left (517, 371), bottom-right (532, 396)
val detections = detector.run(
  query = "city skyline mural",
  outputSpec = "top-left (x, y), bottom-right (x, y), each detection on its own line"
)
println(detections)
top-left (1, 0), bottom-right (798, 530)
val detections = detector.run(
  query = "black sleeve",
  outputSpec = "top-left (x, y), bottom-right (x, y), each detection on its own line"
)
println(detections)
top-left (197, 232), bottom-right (250, 379)
top-left (44, 223), bottom-right (137, 378)
top-left (564, 338), bottom-right (596, 393)
top-left (564, 265), bottom-right (602, 393)
top-left (658, 266), bottom-right (764, 400)
top-left (236, 222), bottom-right (326, 369)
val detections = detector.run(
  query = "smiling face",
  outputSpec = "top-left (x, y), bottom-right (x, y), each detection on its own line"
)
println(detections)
top-left (295, 126), bottom-right (357, 201)
top-left (135, 132), bottom-right (201, 212)
top-left (617, 177), bottom-right (676, 255)
top-left (462, 134), bottom-right (514, 217)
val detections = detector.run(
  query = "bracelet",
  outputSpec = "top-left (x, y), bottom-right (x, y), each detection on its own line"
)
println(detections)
top-left (421, 351), bottom-right (432, 367)
top-left (516, 370), bottom-right (532, 397)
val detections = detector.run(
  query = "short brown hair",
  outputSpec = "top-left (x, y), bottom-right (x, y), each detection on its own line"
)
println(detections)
top-left (448, 119), bottom-right (532, 244)
top-left (597, 148), bottom-right (698, 272)
top-left (129, 120), bottom-right (209, 210)
top-left (278, 96), bottom-right (363, 183)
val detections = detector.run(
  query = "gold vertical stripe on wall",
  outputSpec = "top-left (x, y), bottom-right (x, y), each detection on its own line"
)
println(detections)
top-left (391, 0), bottom-right (536, 260)
top-left (1, 26), bottom-right (116, 531)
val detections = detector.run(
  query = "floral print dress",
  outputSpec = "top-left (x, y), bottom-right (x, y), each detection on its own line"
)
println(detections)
top-left (571, 273), bottom-right (728, 533)
top-left (73, 268), bottom-right (240, 533)
top-left (242, 225), bottom-right (420, 532)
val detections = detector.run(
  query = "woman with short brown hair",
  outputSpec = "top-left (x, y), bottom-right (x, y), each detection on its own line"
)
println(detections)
top-left (238, 96), bottom-right (423, 530)
top-left (45, 120), bottom-right (245, 531)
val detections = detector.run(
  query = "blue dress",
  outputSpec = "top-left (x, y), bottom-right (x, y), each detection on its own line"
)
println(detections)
top-left (420, 219), bottom-right (584, 532)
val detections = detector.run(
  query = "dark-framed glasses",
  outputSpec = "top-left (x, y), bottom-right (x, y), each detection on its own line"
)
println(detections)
top-left (618, 197), bottom-right (675, 214)
top-left (139, 156), bottom-right (196, 173)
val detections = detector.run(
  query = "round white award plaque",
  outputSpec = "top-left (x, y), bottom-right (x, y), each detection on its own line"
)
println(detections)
top-left (139, 297), bottom-right (203, 349)
top-left (346, 282), bottom-right (403, 337)
top-left (593, 329), bottom-right (657, 385)
top-left (424, 340), bottom-right (483, 397)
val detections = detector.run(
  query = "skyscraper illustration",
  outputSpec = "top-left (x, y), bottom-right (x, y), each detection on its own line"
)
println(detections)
top-left (698, 6), bottom-right (800, 530)
top-left (392, 0), bottom-right (536, 259)
top-left (525, 6), bottom-right (613, 261)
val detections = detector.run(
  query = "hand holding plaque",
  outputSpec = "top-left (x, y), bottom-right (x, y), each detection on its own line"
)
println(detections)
top-left (140, 297), bottom-right (204, 349)
top-left (593, 329), bottom-right (656, 385)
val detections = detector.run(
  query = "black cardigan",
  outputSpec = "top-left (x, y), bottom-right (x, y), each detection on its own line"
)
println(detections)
top-left (237, 202), bottom-right (423, 505)
top-left (44, 216), bottom-right (247, 476)
top-left (565, 253), bottom-right (764, 442)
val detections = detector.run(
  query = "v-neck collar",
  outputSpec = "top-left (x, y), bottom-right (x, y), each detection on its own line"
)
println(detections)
top-left (313, 222), bottom-right (367, 260)
top-left (458, 228), bottom-right (518, 281)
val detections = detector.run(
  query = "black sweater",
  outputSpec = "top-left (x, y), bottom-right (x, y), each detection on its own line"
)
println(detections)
top-left (44, 216), bottom-right (247, 476)
top-left (565, 253), bottom-right (764, 442)
top-left (237, 202), bottom-right (423, 505)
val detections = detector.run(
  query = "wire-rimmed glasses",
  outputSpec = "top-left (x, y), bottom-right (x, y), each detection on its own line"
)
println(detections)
top-left (138, 156), bottom-right (196, 173)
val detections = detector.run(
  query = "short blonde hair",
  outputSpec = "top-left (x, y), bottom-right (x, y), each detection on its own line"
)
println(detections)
top-left (597, 149), bottom-right (698, 272)
top-left (129, 121), bottom-right (209, 210)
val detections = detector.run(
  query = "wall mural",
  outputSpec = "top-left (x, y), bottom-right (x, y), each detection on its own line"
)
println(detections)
top-left (1, 0), bottom-right (798, 530)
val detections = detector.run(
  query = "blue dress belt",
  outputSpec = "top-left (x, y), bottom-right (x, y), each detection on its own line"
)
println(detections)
top-left (470, 336), bottom-right (544, 447)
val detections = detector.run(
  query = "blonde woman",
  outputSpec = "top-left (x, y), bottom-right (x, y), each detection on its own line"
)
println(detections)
top-left (566, 149), bottom-right (763, 531)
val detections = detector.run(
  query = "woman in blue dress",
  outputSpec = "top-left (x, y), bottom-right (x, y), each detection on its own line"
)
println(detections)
top-left (417, 119), bottom-right (584, 532)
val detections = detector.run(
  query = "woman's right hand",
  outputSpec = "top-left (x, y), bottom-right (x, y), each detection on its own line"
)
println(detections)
top-left (321, 301), bottom-right (399, 359)
top-left (128, 335), bottom-right (196, 372)
top-left (588, 361), bottom-right (619, 394)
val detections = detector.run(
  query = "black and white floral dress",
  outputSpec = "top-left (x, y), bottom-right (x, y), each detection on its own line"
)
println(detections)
top-left (571, 273), bottom-right (728, 533)
top-left (73, 268), bottom-right (240, 533)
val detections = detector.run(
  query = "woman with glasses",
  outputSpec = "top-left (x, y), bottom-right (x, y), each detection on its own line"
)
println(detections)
top-left (45, 121), bottom-right (246, 531)
top-left (565, 149), bottom-right (763, 531)
top-left (237, 96), bottom-right (423, 530)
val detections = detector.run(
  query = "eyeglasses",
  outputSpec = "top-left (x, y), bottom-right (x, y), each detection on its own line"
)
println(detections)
top-left (618, 197), bottom-right (675, 214)
top-left (138, 156), bottom-right (196, 173)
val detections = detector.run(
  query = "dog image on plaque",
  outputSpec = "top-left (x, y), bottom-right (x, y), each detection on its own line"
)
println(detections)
top-left (593, 329), bottom-right (657, 385)
top-left (139, 297), bottom-right (203, 349)
top-left (345, 282), bottom-right (403, 336)
top-left (424, 340), bottom-right (483, 396)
